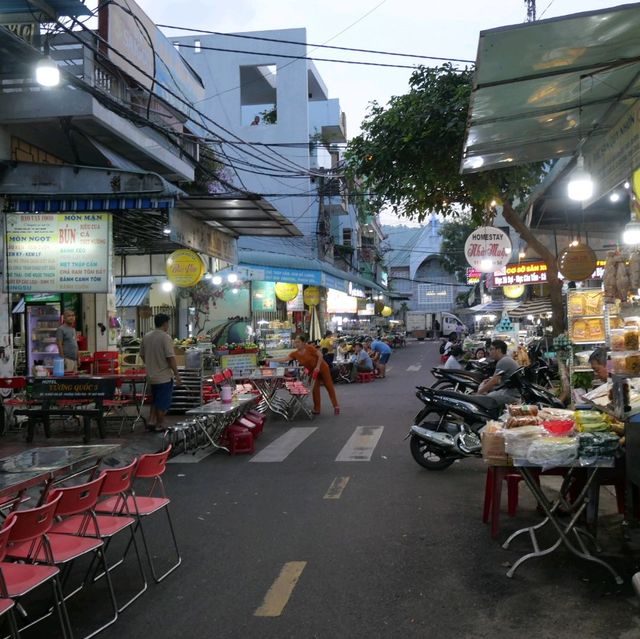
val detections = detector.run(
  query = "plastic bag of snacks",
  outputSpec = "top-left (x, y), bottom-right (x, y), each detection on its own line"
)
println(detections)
top-left (506, 415), bottom-right (543, 429)
top-left (503, 426), bottom-right (545, 458)
top-left (526, 437), bottom-right (578, 469)
top-left (574, 410), bottom-right (609, 433)
top-left (508, 405), bottom-right (539, 417)
top-left (576, 432), bottom-right (620, 460)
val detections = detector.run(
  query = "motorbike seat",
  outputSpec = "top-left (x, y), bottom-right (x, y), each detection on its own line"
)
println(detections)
top-left (435, 389), bottom-right (500, 411)
top-left (446, 369), bottom-right (484, 383)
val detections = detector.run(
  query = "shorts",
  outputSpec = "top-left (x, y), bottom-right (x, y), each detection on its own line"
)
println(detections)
top-left (379, 353), bottom-right (391, 364)
top-left (151, 380), bottom-right (174, 412)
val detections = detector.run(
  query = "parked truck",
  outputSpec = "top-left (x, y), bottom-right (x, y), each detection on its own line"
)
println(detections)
top-left (406, 311), bottom-right (466, 340)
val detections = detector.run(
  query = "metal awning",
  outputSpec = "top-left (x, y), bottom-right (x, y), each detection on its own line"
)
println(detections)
top-left (176, 195), bottom-right (302, 238)
top-left (115, 284), bottom-right (150, 308)
top-left (470, 300), bottom-right (521, 313)
top-left (1, 1), bottom-right (90, 16)
top-left (462, 3), bottom-right (640, 174)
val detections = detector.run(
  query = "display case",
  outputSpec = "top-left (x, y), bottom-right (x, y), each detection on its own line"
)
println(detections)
top-left (260, 321), bottom-right (293, 352)
top-left (26, 300), bottom-right (61, 375)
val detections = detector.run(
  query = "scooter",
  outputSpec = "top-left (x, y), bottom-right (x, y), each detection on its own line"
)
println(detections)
top-left (430, 359), bottom-right (495, 393)
top-left (408, 368), bottom-right (564, 471)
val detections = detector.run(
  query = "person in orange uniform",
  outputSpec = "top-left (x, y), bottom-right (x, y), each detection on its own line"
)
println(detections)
top-left (276, 334), bottom-right (340, 415)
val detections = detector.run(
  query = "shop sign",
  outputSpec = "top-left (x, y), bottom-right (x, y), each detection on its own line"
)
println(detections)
top-left (503, 284), bottom-right (525, 299)
top-left (466, 268), bottom-right (481, 285)
top-left (169, 209), bottom-right (237, 264)
top-left (0, 18), bottom-right (39, 46)
top-left (357, 303), bottom-right (375, 316)
top-left (274, 282), bottom-right (299, 302)
top-left (252, 281), bottom-right (277, 312)
top-left (493, 261), bottom-right (548, 286)
top-left (166, 249), bottom-right (205, 287)
top-left (327, 289), bottom-right (357, 314)
top-left (286, 288), bottom-right (304, 311)
top-left (303, 286), bottom-right (321, 306)
top-left (348, 282), bottom-right (366, 298)
top-left (464, 226), bottom-right (512, 272)
top-left (6, 213), bottom-right (112, 293)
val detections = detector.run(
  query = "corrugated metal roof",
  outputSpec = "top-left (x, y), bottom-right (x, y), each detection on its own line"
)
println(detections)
top-left (116, 285), bottom-right (150, 308)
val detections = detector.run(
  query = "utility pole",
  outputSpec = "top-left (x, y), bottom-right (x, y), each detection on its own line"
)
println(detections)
top-left (525, 0), bottom-right (536, 21)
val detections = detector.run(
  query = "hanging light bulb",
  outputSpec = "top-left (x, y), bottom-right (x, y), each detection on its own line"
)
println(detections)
top-left (567, 155), bottom-right (594, 201)
top-left (211, 275), bottom-right (222, 285)
top-left (36, 55), bottom-right (60, 87)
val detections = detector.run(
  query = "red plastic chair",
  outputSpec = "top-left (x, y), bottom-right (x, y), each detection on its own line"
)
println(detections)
top-left (223, 368), bottom-right (234, 381)
top-left (95, 446), bottom-right (180, 583)
top-left (1, 495), bottom-right (73, 638)
top-left (0, 520), bottom-right (19, 639)
top-left (103, 377), bottom-right (134, 435)
top-left (54, 459), bottom-right (146, 613)
top-left (0, 377), bottom-right (34, 431)
top-left (93, 351), bottom-right (119, 375)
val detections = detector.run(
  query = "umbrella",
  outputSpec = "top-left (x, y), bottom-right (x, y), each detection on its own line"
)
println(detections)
top-left (309, 306), bottom-right (322, 342)
top-left (509, 297), bottom-right (553, 318)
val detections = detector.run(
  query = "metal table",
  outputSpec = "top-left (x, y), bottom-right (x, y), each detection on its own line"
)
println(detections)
top-left (502, 460), bottom-right (623, 584)
top-left (244, 368), bottom-right (310, 420)
top-left (186, 395), bottom-right (258, 452)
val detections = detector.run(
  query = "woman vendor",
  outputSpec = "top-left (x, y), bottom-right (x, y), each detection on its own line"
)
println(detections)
top-left (274, 334), bottom-right (340, 415)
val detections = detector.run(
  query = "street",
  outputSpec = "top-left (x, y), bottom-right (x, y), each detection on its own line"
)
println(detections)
top-left (63, 340), bottom-right (640, 639)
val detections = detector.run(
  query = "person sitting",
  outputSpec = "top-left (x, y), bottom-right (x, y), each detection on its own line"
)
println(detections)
top-left (478, 339), bottom-right (521, 407)
top-left (350, 342), bottom-right (374, 381)
top-left (444, 345), bottom-right (464, 370)
top-left (474, 347), bottom-right (486, 360)
top-left (319, 330), bottom-right (336, 365)
top-left (589, 347), bottom-right (608, 382)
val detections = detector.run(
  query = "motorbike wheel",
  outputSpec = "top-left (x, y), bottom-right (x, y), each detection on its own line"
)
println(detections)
top-left (410, 434), bottom-right (455, 470)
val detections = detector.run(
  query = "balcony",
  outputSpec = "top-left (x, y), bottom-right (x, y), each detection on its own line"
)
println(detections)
top-left (308, 98), bottom-right (346, 144)
top-left (0, 30), bottom-right (197, 181)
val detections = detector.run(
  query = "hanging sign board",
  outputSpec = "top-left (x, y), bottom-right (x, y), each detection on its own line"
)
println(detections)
top-left (252, 281), bottom-right (277, 311)
top-left (166, 249), bottom-right (205, 287)
top-left (6, 213), bottom-right (112, 293)
top-left (275, 282), bottom-right (299, 302)
top-left (303, 286), bottom-right (321, 306)
top-left (466, 268), bottom-right (482, 285)
top-left (494, 261), bottom-right (548, 286)
top-left (286, 288), bottom-right (304, 311)
top-left (464, 226), bottom-right (512, 272)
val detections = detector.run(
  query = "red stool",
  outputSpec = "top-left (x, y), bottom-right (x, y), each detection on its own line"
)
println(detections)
top-left (357, 372), bottom-right (375, 383)
top-left (242, 412), bottom-right (265, 434)
top-left (482, 466), bottom-right (523, 538)
top-left (222, 425), bottom-right (254, 455)
top-left (236, 416), bottom-right (263, 439)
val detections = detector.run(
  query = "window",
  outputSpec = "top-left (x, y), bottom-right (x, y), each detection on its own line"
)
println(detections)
top-left (240, 64), bottom-right (277, 126)
top-left (343, 228), bottom-right (352, 246)
top-left (194, 39), bottom-right (201, 53)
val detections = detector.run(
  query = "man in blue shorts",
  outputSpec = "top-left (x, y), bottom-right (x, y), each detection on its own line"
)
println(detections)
top-left (366, 337), bottom-right (392, 378)
top-left (140, 313), bottom-right (182, 432)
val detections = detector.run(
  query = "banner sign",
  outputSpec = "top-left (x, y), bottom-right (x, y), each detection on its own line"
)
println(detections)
top-left (169, 209), bottom-right (237, 264)
top-left (464, 226), bottom-right (512, 272)
top-left (6, 213), bottom-right (112, 293)
top-left (251, 281), bottom-right (277, 311)
top-left (494, 261), bottom-right (548, 286)
top-left (466, 268), bottom-right (481, 285)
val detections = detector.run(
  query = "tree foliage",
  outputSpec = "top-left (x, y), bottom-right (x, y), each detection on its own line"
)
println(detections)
top-left (439, 218), bottom-right (478, 282)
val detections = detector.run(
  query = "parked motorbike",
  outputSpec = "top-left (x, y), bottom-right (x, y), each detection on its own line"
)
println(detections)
top-left (408, 368), bottom-right (564, 471)
top-left (430, 358), bottom-right (495, 393)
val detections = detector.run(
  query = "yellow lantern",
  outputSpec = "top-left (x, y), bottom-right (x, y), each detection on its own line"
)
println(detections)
top-left (166, 249), bottom-right (205, 287)
top-left (503, 284), bottom-right (525, 299)
top-left (303, 286), bottom-right (321, 306)
top-left (557, 243), bottom-right (597, 281)
top-left (275, 282), bottom-right (299, 302)
top-left (381, 306), bottom-right (393, 317)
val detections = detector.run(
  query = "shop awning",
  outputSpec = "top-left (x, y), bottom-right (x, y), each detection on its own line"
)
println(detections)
top-left (470, 300), bottom-right (521, 314)
top-left (462, 3), bottom-right (640, 174)
top-left (115, 284), bottom-right (150, 308)
top-left (508, 297), bottom-right (553, 318)
top-left (11, 299), bottom-right (24, 314)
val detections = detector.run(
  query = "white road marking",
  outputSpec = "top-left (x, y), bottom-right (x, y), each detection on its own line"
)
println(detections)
top-left (324, 476), bottom-right (350, 499)
top-left (335, 426), bottom-right (384, 462)
top-left (407, 364), bottom-right (422, 372)
top-left (254, 561), bottom-right (307, 617)
top-left (250, 427), bottom-right (317, 462)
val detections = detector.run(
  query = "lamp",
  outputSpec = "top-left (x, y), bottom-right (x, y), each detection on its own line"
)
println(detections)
top-left (36, 55), bottom-right (60, 87)
top-left (567, 154), bottom-right (594, 201)
top-left (211, 275), bottom-right (223, 285)
top-left (623, 222), bottom-right (640, 245)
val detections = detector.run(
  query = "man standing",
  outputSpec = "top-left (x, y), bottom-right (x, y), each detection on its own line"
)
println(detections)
top-left (140, 313), bottom-right (182, 432)
top-left (56, 309), bottom-right (78, 372)
top-left (366, 337), bottom-right (392, 378)
top-left (478, 339), bottom-right (521, 407)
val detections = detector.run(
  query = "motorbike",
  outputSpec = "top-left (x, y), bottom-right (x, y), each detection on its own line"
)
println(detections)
top-left (408, 368), bottom-right (564, 471)
top-left (430, 358), bottom-right (495, 393)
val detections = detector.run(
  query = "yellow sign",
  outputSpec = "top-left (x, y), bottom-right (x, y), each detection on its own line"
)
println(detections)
top-left (303, 286), bottom-right (321, 306)
top-left (166, 249), bottom-right (205, 287)
top-left (381, 306), bottom-right (393, 317)
top-left (503, 284), bottom-right (525, 299)
top-left (275, 282), bottom-right (299, 302)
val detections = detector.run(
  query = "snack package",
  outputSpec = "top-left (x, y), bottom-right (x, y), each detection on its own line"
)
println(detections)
top-left (526, 437), bottom-right (578, 468)
top-left (569, 292), bottom-right (585, 315)
top-left (572, 319), bottom-right (588, 341)
top-left (503, 426), bottom-right (545, 458)
top-left (587, 319), bottom-right (604, 342)
top-left (538, 407), bottom-right (576, 421)
top-left (577, 432), bottom-right (620, 459)
top-left (507, 404), bottom-right (539, 417)
top-left (585, 291), bottom-right (603, 315)
top-left (506, 416), bottom-right (543, 429)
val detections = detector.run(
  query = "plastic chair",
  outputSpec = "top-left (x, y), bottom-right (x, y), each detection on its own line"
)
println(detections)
top-left (1, 495), bottom-right (73, 639)
top-left (95, 446), bottom-right (180, 583)
top-left (55, 460), bottom-right (146, 613)
top-left (483, 466), bottom-right (523, 538)
top-left (0, 377), bottom-right (33, 432)
top-left (93, 351), bottom-right (119, 375)
top-left (0, 520), bottom-right (20, 639)
top-left (223, 368), bottom-right (234, 381)
top-left (103, 377), bottom-right (134, 435)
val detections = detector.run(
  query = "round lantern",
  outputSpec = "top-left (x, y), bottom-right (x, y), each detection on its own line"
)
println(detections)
top-left (275, 282), bottom-right (299, 302)
top-left (303, 286), bottom-right (321, 306)
top-left (557, 243), bottom-right (597, 281)
top-left (503, 284), bottom-right (525, 299)
top-left (166, 249), bottom-right (205, 287)
top-left (381, 306), bottom-right (393, 317)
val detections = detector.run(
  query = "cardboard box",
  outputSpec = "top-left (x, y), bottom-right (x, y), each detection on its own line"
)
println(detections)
top-left (481, 430), bottom-right (511, 467)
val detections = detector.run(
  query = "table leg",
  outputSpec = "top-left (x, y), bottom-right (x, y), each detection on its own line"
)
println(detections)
top-left (130, 379), bottom-right (147, 430)
top-left (83, 416), bottom-right (91, 443)
top-left (43, 413), bottom-right (51, 438)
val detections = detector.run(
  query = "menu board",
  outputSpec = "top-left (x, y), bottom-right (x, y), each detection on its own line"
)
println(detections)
top-left (6, 213), bottom-right (112, 293)
top-left (220, 353), bottom-right (258, 375)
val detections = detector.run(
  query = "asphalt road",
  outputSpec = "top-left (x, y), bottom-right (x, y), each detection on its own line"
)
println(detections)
top-left (41, 341), bottom-right (640, 638)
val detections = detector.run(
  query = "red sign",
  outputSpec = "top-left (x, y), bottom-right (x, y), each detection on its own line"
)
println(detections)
top-left (466, 268), bottom-right (481, 285)
top-left (494, 261), bottom-right (548, 286)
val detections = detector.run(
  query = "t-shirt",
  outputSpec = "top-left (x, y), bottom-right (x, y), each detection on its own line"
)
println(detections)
top-left (370, 340), bottom-right (392, 355)
top-left (493, 356), bottom-right (521, 399)
top-left (140, 329), bottom-right (176, 384)
top-left (319, 337), bottom-right (335, 354)
top-left (55, 323), bottom-right (77, 359)
top-left (354, 349), bottom-right (373, 371)
top-left (444, 356), bottom-right (463, 370)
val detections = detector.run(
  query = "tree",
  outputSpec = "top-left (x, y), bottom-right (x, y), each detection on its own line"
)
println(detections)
top-left (346, 64), bottom-right (565, 335)
top-left (439, 218), bottom-right (478, 282)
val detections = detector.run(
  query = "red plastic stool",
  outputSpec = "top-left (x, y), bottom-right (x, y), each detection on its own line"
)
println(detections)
top-left (222, 425), bottom-right (254, 455)
top-left (243, 412), bottom-right (266, 432)
top-left (482, 466), bottom-right (523, 538)
top-left (236, 416), bottom-right (263, 438)
top-left (357, 372), bottom-right (375, 383)
top-left (246, 409), bottom-right (266, 424)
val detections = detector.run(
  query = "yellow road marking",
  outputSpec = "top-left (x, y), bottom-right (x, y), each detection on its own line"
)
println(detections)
top-left (254, 561), bottom-right (307, 617)
top-left (324, 476), bottom-right (350, 499)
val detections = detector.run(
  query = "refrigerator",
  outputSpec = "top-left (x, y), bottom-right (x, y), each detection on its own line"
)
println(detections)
top-left (25, 294), bottom-right (61, 375)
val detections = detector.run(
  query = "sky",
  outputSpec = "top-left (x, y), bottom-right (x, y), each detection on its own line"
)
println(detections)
top-left (127, 1), bottom-right (625, 224)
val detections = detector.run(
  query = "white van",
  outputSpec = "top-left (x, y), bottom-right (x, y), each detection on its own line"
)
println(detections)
top-left (440, 312), bottom-right (466, 338)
